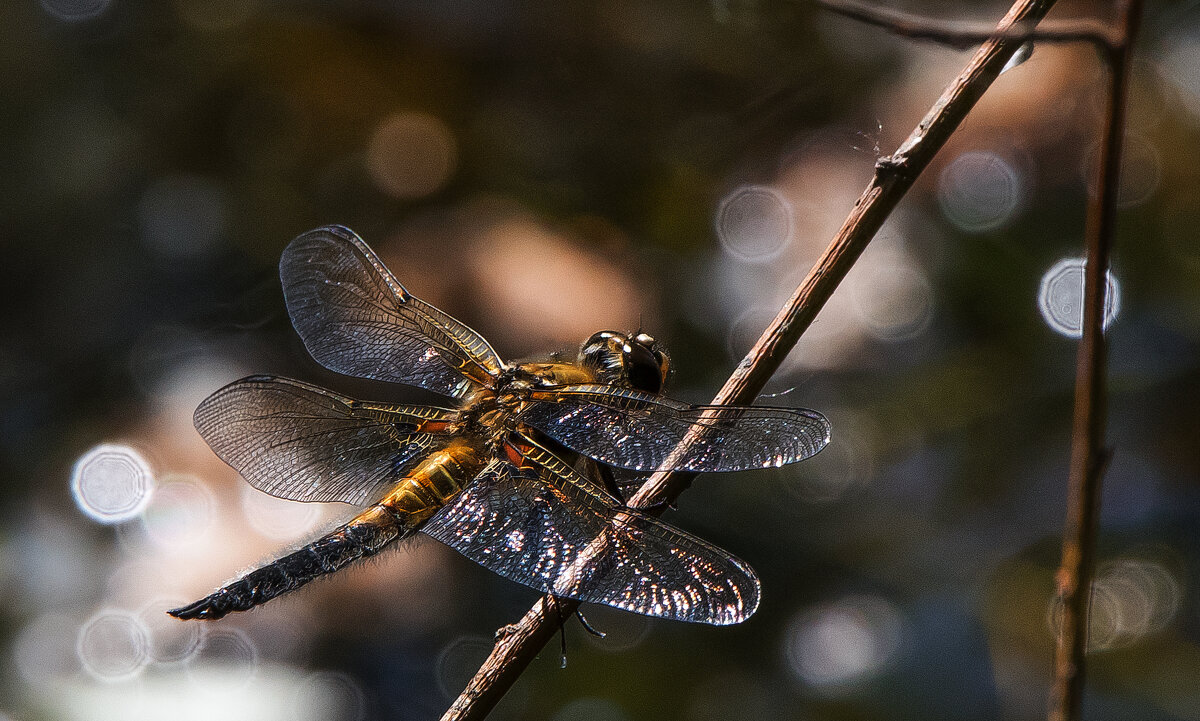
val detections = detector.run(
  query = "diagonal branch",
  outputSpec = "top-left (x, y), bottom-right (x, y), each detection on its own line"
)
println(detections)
top-left (1047, 1), bottom-right (1143, 720)
top-left (441, 1), bottom-right (1062, 719)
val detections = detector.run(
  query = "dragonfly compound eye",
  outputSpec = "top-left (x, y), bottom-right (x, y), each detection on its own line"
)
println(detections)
top-left (623, 339), bottom-right (664, 394)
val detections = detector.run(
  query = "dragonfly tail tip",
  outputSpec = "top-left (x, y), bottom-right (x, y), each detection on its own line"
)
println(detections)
top-left (166, 598), bottom-right (226, 621)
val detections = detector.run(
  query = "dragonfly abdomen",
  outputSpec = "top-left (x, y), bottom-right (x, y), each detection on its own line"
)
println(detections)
top-left (168, 505), bottom-right (404, 621)
top-left (170, 444), bottom-right (487, 621)
top-left (380, 441), bottom-right (486, 524)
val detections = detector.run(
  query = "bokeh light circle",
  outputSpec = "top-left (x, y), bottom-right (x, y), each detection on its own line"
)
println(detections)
top-left (937, 150), bottom-right (1025, 232)
top-left (366, 112), bottom-right (457, 199)
top-left (139, 475), bottom-right (215, 549)
top-left (39, 0), bottom-right (111, 22)
top-left (852, 263), bottom-right (934, 341)
top-left (291, 670), bottom-right (367, 721)
top-left (784, 595), bottom-right (903, 689)
top-left (715, 185), bottom-right (793, 262)
top-left (435, 635), bottom-right (494, 699)
top-left (775, 410), bottom-right (871, 505)
top-left (725, 304), bottom-right (816, 379)
top-left (138, 598), bottom-right (207, 664)
top-left (1037, 258), bottom-right (1121, 338)
top-left (241, 485), bottom-right (322, 542)
top-left (1048, 557), bottom-right (1181, 650)
top-left (71, 444), bottom-right (155, 524)
top-left (13, 613), bottom-right (79, 687)
top-left (76, 610), bottom-right (151, 682)
top-left (186, 627), bottom-right (259, 689)
top-left (1082, 135), bottom-right (1162, 209)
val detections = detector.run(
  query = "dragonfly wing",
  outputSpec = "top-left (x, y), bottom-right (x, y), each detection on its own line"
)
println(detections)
top-left (518, 384), bottom-right (831, 472)
top-left (194, 375), bottom-right (457, 505)
top-left (422, 439), bottom-right (759, 625)
top-left (280, 225), bottom-right (504, 399)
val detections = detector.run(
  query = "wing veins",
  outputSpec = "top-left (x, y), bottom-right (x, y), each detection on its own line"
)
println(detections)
top-left (423, 436), bottom-right (760, 624)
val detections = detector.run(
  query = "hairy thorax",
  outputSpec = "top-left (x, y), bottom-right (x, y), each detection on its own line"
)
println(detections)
top-left (456, 361), bottom-right (598, 450)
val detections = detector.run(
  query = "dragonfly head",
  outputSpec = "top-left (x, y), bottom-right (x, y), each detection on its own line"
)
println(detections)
top-left (579, 330), bottom-right (671, 395)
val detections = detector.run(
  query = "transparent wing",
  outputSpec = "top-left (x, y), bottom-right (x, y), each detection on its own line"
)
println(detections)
top-left (280, 225), bottom-right (504, 399)
top-left (518, 385), bottom-right (831, 472)
top-left (422, 439), bottom-right (760, 625)
top-left (194, 375), bottom-right (457, 505)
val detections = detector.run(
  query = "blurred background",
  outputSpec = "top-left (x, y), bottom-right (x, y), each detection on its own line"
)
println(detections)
top-left (2, 0), bottom-right (1199, 719)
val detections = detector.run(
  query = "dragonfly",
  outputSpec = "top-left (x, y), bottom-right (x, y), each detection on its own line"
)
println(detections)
top-left (169, 225), bottom-right (830, 626)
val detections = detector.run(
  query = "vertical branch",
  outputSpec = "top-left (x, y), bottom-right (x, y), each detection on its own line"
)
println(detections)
top-left (1047, 2), bottom-right (1143, 720)
top-left (440, 2), bottom-right (1062, 720)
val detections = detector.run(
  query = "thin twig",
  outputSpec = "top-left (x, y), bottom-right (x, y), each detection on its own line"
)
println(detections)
top-left (818, 0), bottom-right (1118, 50)
top-left (440, 1), bottom-right (1061, 719)
top-left (1047, 1), bottom-right (1143, 720)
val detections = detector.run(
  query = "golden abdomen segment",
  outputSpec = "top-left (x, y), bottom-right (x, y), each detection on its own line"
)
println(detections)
top-left (377, 441), bottom-right (487, 529)
top-left (169, 441), bottom-right (486, 621)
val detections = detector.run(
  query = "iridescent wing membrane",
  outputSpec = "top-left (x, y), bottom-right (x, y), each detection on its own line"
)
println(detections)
top-left (279, 226), bottom-right (831, 476)
top-left (519, 385), bottom-right (831, 473)
top-left (280, 226), bottom-right (504, 399)
top-left (423, 436), bottom-right (759, 624)
top-left (195, 376), bottom-right (761, 624)
top-left (194, 375), bottom-right (458, 505)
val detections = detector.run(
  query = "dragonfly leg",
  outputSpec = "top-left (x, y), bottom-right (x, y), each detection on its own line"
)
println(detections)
top-left (574, 608), bottom-right (606, 638)
top-left (541, 595), bottom-right (574, 668)
top-left (635, 498), bottom-right (677, 515)
top-left (559, 623), bottom-right (568, 669)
